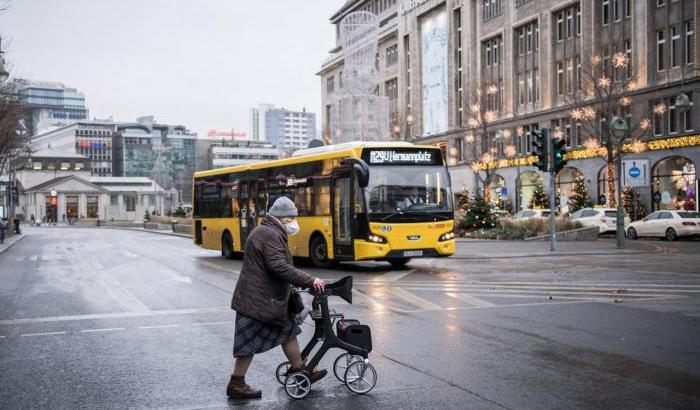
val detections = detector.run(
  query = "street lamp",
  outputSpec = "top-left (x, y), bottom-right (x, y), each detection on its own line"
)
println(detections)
top-left (675, 93), bottom-right (691, 109)
top-left (610, 116), bottom-right (629, 249)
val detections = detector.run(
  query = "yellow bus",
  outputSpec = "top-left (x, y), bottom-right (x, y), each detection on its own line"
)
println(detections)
top-left (192, 141), bottom-right (455, 268)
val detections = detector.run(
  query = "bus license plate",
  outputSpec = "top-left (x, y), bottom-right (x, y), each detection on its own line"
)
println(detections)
top-left (403, 250), bottom-right (423, 257)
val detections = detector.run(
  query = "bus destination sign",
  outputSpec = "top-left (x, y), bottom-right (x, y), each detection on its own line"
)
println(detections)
top-left (362, 148), bottom-right (442, 166)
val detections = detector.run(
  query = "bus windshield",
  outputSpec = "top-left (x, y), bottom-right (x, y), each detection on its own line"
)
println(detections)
top-left (365, 165), bottom-right (453, 221)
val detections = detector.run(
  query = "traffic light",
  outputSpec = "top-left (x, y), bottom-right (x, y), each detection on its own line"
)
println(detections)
top-left (531, 129), bottom-right (548, 172)
top-left (551, 137), bottom-right (568, 174)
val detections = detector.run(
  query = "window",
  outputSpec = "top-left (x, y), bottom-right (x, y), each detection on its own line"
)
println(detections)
top-left (613, 0), bottom-right (620, 21)
top-left (457, 137), bottom-right (465, 162)
top-left (685, 20), bottom-right (694, 65)
top-left (657, 0), bottom-right (665, 6)
top-left (526, 25), bottom-right (533, 52)
top-left (518, 73), bottom-right (525, 106)
top-left (575, 55), bottom-right (582, 90)
top-left (455, 8), bottom-right (463, 126)
top-left (557, 62), bottom-right (564, 95)
top-left (32, 161), bottom-right (42, 170)
top-left (326, 76), bottom-right (335, 93)
top-left (60, 162), bottom-right (70, 170)
top-left (483, 0), bottom-right (502, 21)
top-left (385, 44), bottom-right (398, 67)
top-left (338, 71), bottom-right (343, 89)
top-left (671, 26), bottom-right (680, 68)
top-left (566, 58), bottom-right (573, 93)
top-left (566, 8), bottom-right (573, 38)
top-left (527, 71), bottom-right (534, 103)
top-left (110, 195), bottom-right (119, 206)
top-left (657, 30), bottom-right (666, 71)
top-left (681, 100), bottom-right (694, 131)
top-left (625, 39), bottom-right (633, 78)
top-left (519, 27), bottom-right (525, 55)
top-left (493, 37), bottom-right (500, 64)
top-left (125, 194), bottom-right (136, 212)
top-left (576, 5), bottom-right (582, 36)
top-left (602, 0), bottom-right (610, 26)
top-left (624, 0), bottom-right (631, 18)
top-left (557, 12), bottom-right (564, 41)
top-left (534, 69), bottom-right (540, 102)
top-left (669, 102), bottom-right (677, 134)
top-left (564, 119), bottom-right (572, 147)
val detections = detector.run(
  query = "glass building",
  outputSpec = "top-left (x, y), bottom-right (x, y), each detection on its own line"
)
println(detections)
top-left (13, 79), bottom-right (89, 134)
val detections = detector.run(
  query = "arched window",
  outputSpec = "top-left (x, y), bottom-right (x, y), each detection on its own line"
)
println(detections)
top-left (518, 171), bottom-right (540, 210)
top-left (652, 156), bottom-right (696, 211)
top-left (556, 167), bottom-right (579, 214)
top-left (597, 164), bottom-right (616, 206)
top-left (488, 174), bottom-right (506, 209)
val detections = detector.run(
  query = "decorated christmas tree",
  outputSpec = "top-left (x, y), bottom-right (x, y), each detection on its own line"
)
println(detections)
top-left (567, 171), bottom-right (592, 213)
top-left (622, 187), bottom-right (646, 221)
top-left (530, 177), bottom-right (549, 209)
top-left (460, 194), bottom-right (497, 231)
top-left (456, 188), bottom-right (470, 212)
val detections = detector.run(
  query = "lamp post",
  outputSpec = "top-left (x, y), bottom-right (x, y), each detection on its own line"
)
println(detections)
top-left (610, 116), bottom-right (629, 249)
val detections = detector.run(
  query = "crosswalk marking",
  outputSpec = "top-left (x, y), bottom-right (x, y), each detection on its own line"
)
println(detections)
top-left (446, 293), bottom-right (495, 307)
top-left (29, 255), bottom-right (38, 261)
top-left (81, 327), bottom-right (125, 333)
top-left (384, 287), bottom-right (442, 311)
top-left (20, 331), bottom-right (67, 337)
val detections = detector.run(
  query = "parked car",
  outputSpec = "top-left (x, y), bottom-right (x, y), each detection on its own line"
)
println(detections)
top-left (512, 209), bottom-right (557, 221)
top-left (627, 210), bottom-right (700, 241)
top-left (571, 207), bottom-right (630, 234)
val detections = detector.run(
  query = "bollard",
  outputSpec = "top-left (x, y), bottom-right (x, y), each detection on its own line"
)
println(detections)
top-left (171, 220), bottom-right (177, 232)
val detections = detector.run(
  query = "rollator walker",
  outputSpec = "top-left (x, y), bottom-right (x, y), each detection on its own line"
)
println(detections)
top-left (275, 276), bottom-right (377, 399)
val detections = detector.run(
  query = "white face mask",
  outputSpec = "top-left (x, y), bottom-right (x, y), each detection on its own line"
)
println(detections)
top-left (284, 220), bottom-right (300, 236)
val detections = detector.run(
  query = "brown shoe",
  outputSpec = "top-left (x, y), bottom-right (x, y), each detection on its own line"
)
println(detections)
top-left (226, 375), bottom-right (262, 399)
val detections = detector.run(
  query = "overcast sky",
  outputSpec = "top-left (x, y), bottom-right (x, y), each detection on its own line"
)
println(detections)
top-left (0, 0), bottom-right (341, 137)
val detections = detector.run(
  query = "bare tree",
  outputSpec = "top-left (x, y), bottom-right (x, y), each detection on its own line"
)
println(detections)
top-left (465, 83), bottom-right (501, 203)
top-left (563, 37), bottom-right (653, 208)
top-left (0, 81), bottom-right (29, 181)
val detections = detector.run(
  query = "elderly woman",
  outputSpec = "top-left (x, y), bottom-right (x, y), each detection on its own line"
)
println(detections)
top-left (227, 196), bottom-right (326, 399)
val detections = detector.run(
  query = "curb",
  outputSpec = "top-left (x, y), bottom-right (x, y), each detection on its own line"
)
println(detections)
top-left (0, 234), bottom-right (26, 255)
top-left (120, 227), bottom-right (192, 239)
top-left (448, 249), bottom-right (655, 260)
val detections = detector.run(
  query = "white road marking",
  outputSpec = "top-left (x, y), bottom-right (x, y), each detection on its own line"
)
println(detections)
top-left (374, 269), bottom-right (414, 283)
top-left (166, 272), bottom-right (192, 284)
top-left (395, 286), bottom-right (680, 299)
top-left (139, 324), bottom-right (179, 330)
top-left (80, 327), bottom-right (125, 333)
top-left (192, 321), bottom-right (228, 326)
top-left (385, 287), bottom-right (442, 311)
top-left (20, 331), bottom-right (67, 337)
top-left (29, 255), bottom-right (38, 261)
top-left (446, 293), bottom-right (495, 307)
top-left (0, 335), bottom-right (5, 338)
top-left (0, 306), bottom-right (229, 326)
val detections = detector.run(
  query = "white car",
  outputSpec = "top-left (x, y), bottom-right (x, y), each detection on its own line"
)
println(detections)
top-left (626, 210), bottom-right (700, 241)
top-left (513, 209), bottom-right (556, 221)
top-left (571, 208), bottom-right (630, 234)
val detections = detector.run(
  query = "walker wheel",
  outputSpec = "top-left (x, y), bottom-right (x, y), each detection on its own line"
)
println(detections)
top-left (285, 372), bottom-right (312, 399)
top-left (333, 353), bottom-right (363, 382)
top-left (275, 361), bottom-right (290, 385)
top-left (344, 361), bottom-right (377, 395)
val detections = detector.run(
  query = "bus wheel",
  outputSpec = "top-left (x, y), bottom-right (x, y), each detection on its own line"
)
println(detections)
top-left (310, 236), bottom-right (335, 269)
top-left (222, 232), bottom-right (235, 260)
top-left (388, 258), bottom-right (411, 269)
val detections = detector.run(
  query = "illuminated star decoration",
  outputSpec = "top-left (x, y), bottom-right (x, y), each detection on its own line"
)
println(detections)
top-left (504, 145), bottom-right (516, 157)
top-left (465, 134), bottom-right (475, 143)
top-left (612, 52), bottom-right (629, 68)
top-left (584, 137), bottom-right (601, 150)
top-left (583, 107), bottom-right (596, 120)
top-left (640, 118), bottom-right (651, 131)
top-left (619, 96), bottom-right (632, 107)
top-left (487, 84), bottom-right (498, 95)
top-left (570, 108), bottom-right (583, 121)
top-left (553, 128), bottom-right (565, 139)
top-left (598, 76), bottom-right (611, 88)
top-left (629, 139), bottom-right (646, 153)
top-left (467, 118), bottom-right (479, 128)
top-left (484, 111), bottom-right (497, 122)
top-left (516, 126), bottom-right (524, 137)
top-left (654, 103), bottom-right (667, 116)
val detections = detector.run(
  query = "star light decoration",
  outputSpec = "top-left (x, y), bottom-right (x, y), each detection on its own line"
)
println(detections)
top-left (583, 107), bottom-right (596, 120)
top-left (484, 110), bottom-right (497, 122)
top-left (516, 126), bottom-right (525, 137)
top-left (470, 161), bottom-right (483, 172)
top-left (487, 84), bottom-right (498, 95)
top-left (470, 103), bottom-right (480, 114)
top-left (465, 134), bottom-right (475, 144)
top-left (502, 129), bottom-right (512, 139)
top-left (598, 76), bottom-right (611, 88)
top-left (591, 55), bottom-right (602, 66)
top-left (654, 103), bottom-right (667, 116)
top-left (570, 108), bottom-right (583, 121)
top-left (640, 118), bottom-right (652, 132)
top-left (553, 127), bottom-right (565, 140)
top-left (612, 52), bottom-right (629, 68)
top-left (627, 80), bottom-right (637, 91)
top-left (504, 145), bottom-right (516, 157)
top-left (481, 152), bottom-right (494, 164)
top-left (467, 117), bottom-right (480, 128)
top-left (619, 96), bottom-right (632, 107)
top-left (584, 137), bottom-right (601, 150)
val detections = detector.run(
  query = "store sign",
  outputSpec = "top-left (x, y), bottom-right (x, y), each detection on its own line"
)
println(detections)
top-left (420, 8), bottom-right (449, 136)
top-left (362, 149), bottom-right (442, 166)
top-left (207, 129), bottom-right (248, 138)
top-left (622, 159), bottom-right (649, 187)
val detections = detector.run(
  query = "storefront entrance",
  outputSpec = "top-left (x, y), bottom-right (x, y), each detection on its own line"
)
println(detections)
top-left (652, 156), bottom-right (696, 211)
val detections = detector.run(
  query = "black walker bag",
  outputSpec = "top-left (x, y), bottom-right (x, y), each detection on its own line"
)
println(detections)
top-left (336, 319), bottom-right (372, 352)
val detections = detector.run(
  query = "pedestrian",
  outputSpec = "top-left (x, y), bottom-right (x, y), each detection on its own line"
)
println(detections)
top-left (30, 214), bottom-right (35, 227)
top-left (227, 196), bottom-right (326, 400)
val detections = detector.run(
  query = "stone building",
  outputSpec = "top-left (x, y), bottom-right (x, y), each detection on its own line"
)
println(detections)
top-left (319, 0), bottom-right (699, 214)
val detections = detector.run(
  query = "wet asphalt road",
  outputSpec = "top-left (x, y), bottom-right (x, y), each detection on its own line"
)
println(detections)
top-left (0, 227), bottom-right (699, 409)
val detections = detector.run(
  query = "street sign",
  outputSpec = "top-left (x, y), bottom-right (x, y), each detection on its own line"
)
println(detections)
top-left (622, 159), bottom-right (649, 187)
top-left (501, 187), bottom-right (508, 196)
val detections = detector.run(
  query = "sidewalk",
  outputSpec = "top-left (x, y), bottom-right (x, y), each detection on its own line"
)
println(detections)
top-left (0, 233), bottom-right (26, 255)
top-left (453, 237), bottom-right (659, 259)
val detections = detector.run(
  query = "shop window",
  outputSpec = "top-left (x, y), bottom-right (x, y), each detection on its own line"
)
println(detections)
top-left (652, 156), bottom-right (696, 210)
top-left (87, 196), bottom-right (98, 218)
top-left (517, 171), bottom-right (540, 211)
top-left (125, 195), bottom-right (136, 212)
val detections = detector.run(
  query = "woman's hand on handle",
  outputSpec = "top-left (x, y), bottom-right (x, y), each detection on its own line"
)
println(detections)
top-left (312, 278), bottom-right (326, 293)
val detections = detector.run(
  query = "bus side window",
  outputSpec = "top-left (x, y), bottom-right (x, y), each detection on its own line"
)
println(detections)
top-left (313, 178), bottom-right (331, 216)
top-left (354, 178), bottom-right (365, 214)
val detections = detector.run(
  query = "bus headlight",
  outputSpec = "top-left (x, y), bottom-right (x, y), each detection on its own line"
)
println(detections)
top-left (439, 232), bottom-right (455, 241)
top-left (367, 234), bottom-right (387, 244)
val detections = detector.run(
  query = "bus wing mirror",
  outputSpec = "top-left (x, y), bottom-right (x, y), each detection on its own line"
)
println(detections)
top-left (342, 158), bottom-right (369, 188)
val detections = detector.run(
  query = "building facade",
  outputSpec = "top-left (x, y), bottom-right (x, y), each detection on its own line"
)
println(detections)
top-left (195, 138), bottom-right (279, 170)
top-left (112, 116), bottom-right (197, 204)
top-left (319, 0), bottom-right (699, 214)
top-left (31, 120), bottom-right (118, 177)
top-left (13, 79), bottom-right (89, 135)
top-left (249, 104), bottom-right (317, 151)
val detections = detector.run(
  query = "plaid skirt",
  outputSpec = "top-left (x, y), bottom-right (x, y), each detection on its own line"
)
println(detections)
top-left (233, 313), bottom-right (301, 357)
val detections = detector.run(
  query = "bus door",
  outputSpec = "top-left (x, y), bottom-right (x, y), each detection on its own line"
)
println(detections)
top-left (332, 172), bottom-right (354, 260)
top-left (238, 181), bottom-right (250, 246)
